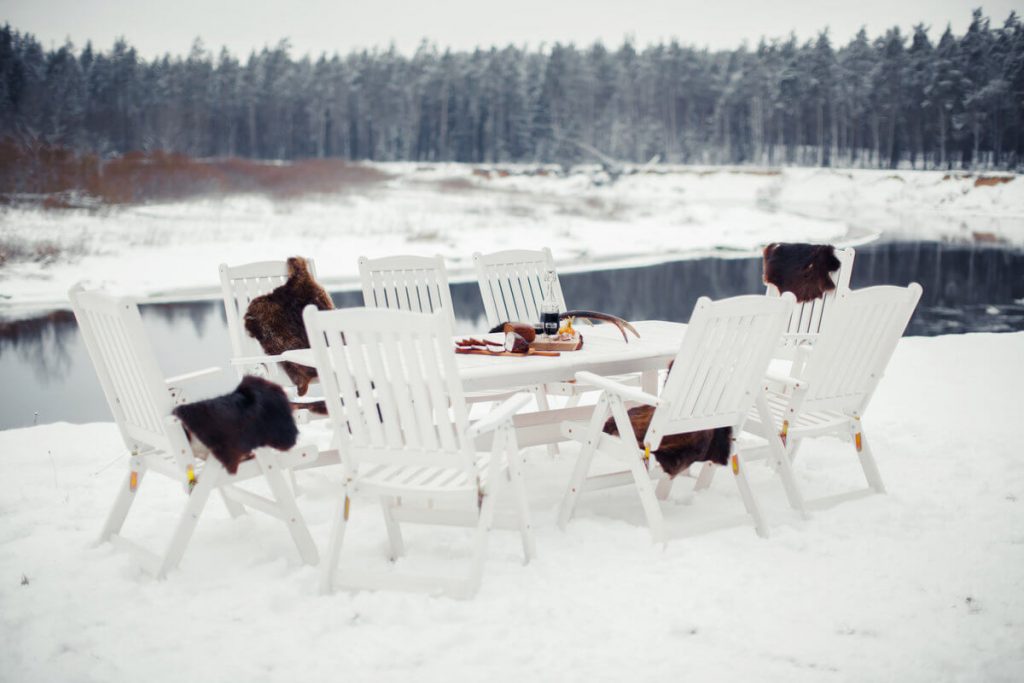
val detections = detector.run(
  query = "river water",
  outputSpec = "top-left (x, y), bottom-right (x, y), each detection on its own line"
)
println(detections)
top-left (1, 240), bottom-right (1022, 430)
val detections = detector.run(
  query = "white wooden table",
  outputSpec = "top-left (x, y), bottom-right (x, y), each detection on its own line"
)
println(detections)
top-left (283, 320), bottom-right (688, 446)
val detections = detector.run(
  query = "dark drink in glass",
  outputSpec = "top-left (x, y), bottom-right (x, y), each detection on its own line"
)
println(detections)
top-left (541, 310), bottom-right (560, 337)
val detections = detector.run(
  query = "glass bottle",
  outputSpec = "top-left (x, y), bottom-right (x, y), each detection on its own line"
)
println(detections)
top-left (539, 269), bottom-right (561, 338)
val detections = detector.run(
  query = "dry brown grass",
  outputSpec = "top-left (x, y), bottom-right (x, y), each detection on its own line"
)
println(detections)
top-left (0, 139), bottom-right (391, 207)
top-left (973, 175), bottom-right (1014, 188)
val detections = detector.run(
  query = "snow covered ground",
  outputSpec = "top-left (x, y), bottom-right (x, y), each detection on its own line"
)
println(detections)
top-left (1, 331), bottom-right (1022, 682)
top-left (1, 164), bottom-right (1021, 316)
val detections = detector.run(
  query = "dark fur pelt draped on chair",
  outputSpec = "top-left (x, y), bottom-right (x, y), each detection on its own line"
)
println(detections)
top-left (172, 375), bottom-right (299, 474)
top-left (243, 256), bottom-right (334, 395)
top-left (762, 242), bottom-right (842, 303)
top-left (601, 361), bottom-right (732, 478)
top-left (603, 409), bottom-right (732, 477)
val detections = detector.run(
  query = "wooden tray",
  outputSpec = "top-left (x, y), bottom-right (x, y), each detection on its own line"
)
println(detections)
top-left (530, 332), bottom-right (583, 352)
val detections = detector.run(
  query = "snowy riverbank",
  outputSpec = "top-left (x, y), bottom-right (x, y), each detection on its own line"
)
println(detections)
top-left (1, 164), bottom-right (1021, 316)
top-left (1, 331), bottom-right (1022, 682)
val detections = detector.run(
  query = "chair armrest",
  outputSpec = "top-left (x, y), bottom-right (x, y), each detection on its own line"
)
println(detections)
top-left (466, 393), bottom-right (533, 438)
top-left (764, 370), bottom-right (804, 393)
top-left (575, 371), bottom-right (660, 406)
top-left (165, 366), bottom-right (221, 385)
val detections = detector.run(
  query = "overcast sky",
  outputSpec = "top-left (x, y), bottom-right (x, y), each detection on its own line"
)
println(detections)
top-left (2, 0), bottom-right (1017, 58)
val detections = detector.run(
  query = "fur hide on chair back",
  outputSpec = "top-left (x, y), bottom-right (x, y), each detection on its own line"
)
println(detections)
top-left (244, 256), bottom-right (334, 395)
top-left (762, 242), bottom-right (842, 303)
top-left (172, 375), bottom-right (298, 474)
top-left (602, 361), bottom-right (732, 477)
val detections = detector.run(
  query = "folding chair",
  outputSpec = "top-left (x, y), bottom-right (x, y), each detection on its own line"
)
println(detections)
top-left (70, 284), bottom-right (323, 578)
top-left (473, 248), bottom-right (643, 448)
top-left (558, 293), bottom-right (797, 542)
top-left (746, 283), bottom-right (923, 508)
top-left (359, 254), bottom-right (457, 331)
top-left (766, 246), bottom-right (855, 375)
top-left (304, 306), bottom-right (536, 598)
top-left (218, 259), bottom-right (326, 416)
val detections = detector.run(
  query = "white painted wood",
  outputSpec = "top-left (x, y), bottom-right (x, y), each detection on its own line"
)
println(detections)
top-left (472, 247), bottom-right (641, 418)
top-left (359, 254), bottom-right (457, 331)
top-left (558, 293), bottom-right (797, 541)
top-left (219, 258), bottom-right (319, 388)
top-left (473, 248), bottom-right (565, 329)
top-left (304, 305), bottom-right (536, 597)
top-left (69, 284), bottom-right (326, 578)
top-left (765, 247), bottom-right (854, 366)
top-left (745, 283), bottom-right (923, 505)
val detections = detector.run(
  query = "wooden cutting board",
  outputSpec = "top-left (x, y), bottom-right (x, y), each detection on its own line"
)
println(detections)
top-left (530, 333), bottom-right (583, 352)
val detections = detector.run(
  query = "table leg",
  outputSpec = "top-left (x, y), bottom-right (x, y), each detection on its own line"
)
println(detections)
top-left (641, 369), bottom-right (658, 396)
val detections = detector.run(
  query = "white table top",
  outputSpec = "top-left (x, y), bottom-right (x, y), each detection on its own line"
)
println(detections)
top-left (283, 320), bottom-right (688, 393)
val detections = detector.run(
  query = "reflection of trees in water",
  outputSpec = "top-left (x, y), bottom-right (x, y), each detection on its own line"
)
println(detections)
top-left (0, 309), bottom-right (78, 383)
top-left (853, 242), bottom-right (1024, 306)
top-left (144, 301), bottom-right (219, 336)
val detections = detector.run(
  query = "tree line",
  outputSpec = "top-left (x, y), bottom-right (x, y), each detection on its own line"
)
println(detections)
top-left (1, 9), bottom-right (1022, 170)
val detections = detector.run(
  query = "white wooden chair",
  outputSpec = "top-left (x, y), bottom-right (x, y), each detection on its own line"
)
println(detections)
top-left (70, 284), bottom-right (323, 578)
top-left (218, 259), bottom-right (325, 413)
top-left (766, 247), bottom-right (855, 374)
top-left (304, 306), bottom-right (536, 598)
top-left (472, 247), bottom-right (641, 421)
top-left (474, 248), bottom-right (583, 454)
top-left (745, 283), bottom-right (923, 508)
top-left (473, 248), bottom-right (567, 329)
top-left (359, 254), bottom-right (457, 332)
top-left (558, 293), bottom-right (798, 542)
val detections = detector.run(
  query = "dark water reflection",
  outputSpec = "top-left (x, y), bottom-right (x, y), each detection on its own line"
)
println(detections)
top-left (1, 241), bottom-right (1022, 429)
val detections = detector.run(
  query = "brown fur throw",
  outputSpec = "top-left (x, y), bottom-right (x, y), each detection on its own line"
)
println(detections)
top-left (601, 361), bottom-right (732, 477)
top-left (172, 375), bottom-right (299, 474)
top-left (244, 257), bottom-right (334, 395)
top-left (762, 242), bottom-right (842, 303)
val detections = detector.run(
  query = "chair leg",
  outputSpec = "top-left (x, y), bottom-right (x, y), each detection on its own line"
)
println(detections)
top-left (854, 423), bottom-right (886, 493)
top-left (531, 385), bottom-right (560, 458)
top-left (788, 438), bottom-right (804, 462)
top-left (694, 461), bottom-right (716, 490)
top-left (98, 469), bottom-right (143, 545)
top-left (504, 426), bottom-right (536, 562)
top-left (156, 464), bottom-right (220, 579)
top-left (655, 474), bottom-right (673, 500)
top-left (256, 452), bottom-right (319, 566)
top-left (462, 489), bottom-right (497, 598)
top-left (379, 496), bottom-right (405, 561)
top-left (731, 453), bottom-right (769, 539)
top-left (773, 439), bottom-right (808, 518)
top-left (319, 489), bottom-right (350, 595)
top-left (557, 436), bottom-right (598, 529)
top-left (220, 489), bottom-right (246, 518)
top-left (758, 393), bottom-right (806, 516)
top-left (604, 396), bottom-right (666, 542)
top-left (624, 444), bottom-right (666, 542)
top-left (557, 395), bottom-right (612, 529)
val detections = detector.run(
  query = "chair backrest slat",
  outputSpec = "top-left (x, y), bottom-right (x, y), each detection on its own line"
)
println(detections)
top-left (474, 248), bottom-right (566, 328)
top-left (304, 307), bottom-right (474, 472)
top-left (798, 284), bottom-right (922, 415)
top-left (766, 247), bottom-right (854, 353)
top-left (646, 294), bottom-right (796, 446)
top-left (220, 259), bottom-right (318, 386)
top-left (359, 255), bottom-right (457, 331)
top-left (70, 286), bottom-right (178, 456)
